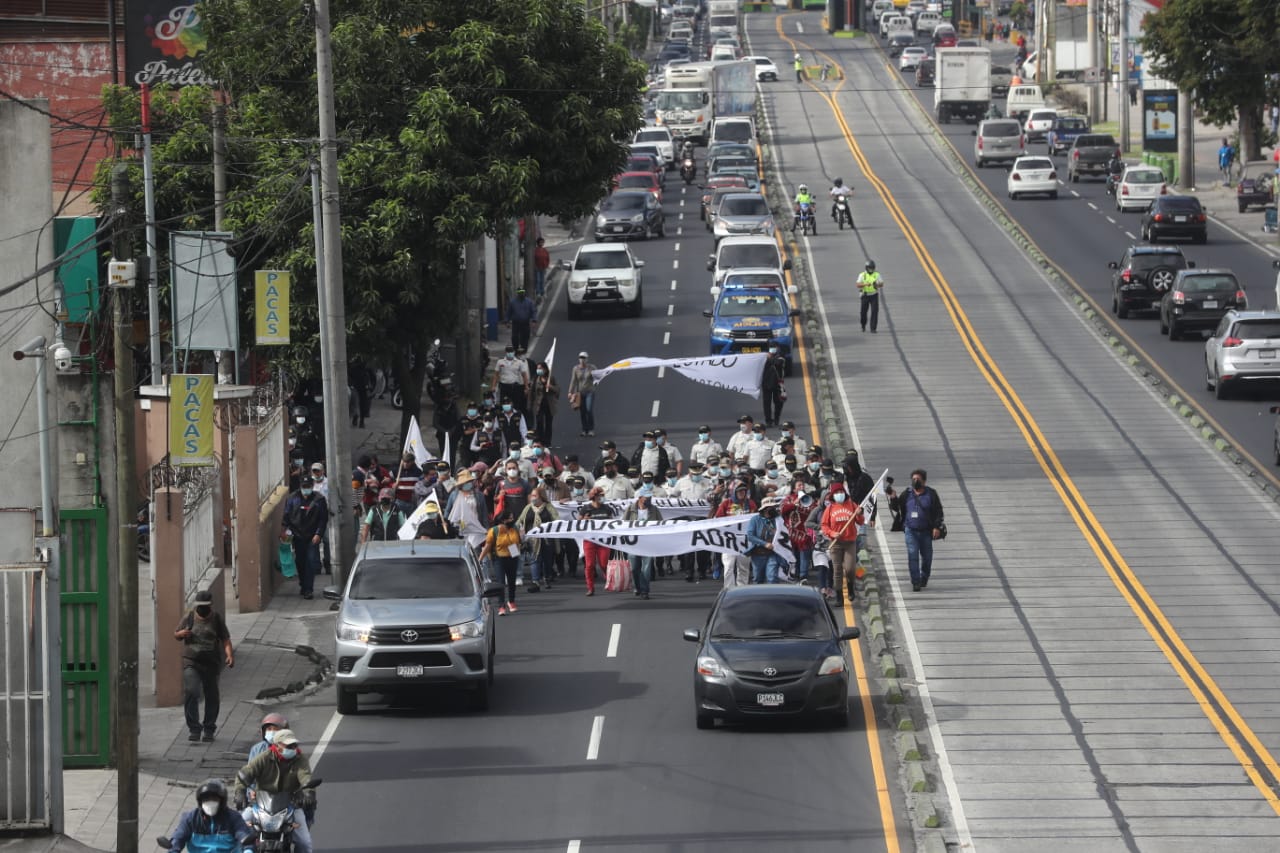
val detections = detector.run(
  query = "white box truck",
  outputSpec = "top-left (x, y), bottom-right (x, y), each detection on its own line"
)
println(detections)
top-left (708, 0), bottom-right (739, 41)
top-left (655, 62), bottom-right (715, 144)
top-left (934, 46), bottom-right (991, 124)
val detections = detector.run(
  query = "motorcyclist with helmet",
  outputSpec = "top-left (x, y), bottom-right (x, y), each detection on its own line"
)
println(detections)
top-left (161, 778), bottom-right (254, 853)
top-left (829, 177), bottom-right (854, 226)
top-left (233, 729), bottom-right (316, 853)
top-left (792, 183), bottom-right (816, 234)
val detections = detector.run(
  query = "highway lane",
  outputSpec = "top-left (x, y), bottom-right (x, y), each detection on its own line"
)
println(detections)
top-left (300, 132), bottom-right (908, 849)
top-left (878, 38), bottom-right (1280, 478)
top-left (753, 13), bottom-right (1280, 850)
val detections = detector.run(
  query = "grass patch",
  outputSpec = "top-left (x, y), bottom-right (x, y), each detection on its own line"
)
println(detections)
top-left (833, 29), bottom-right (863, 38)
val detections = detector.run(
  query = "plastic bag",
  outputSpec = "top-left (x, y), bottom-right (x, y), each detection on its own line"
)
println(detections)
top-left (278, 542), bottom-right (297, 578)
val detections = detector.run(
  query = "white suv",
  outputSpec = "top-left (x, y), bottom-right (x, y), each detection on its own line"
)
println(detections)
top-left (562, 243), bottom-right (645, 319)
top-left (633, 127), bottom-right (675, 169)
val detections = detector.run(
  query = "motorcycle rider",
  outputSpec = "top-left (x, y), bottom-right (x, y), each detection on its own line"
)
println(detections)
top-left (233, 729), bottom-right (315, 853)
top-left (792, 183), bottom-right (816, 234)
top-left (162, 779), bottom-right (254, 853)
top-left (829, 177), bottom-right (854, 224)
top-left (248, 712), bottom-right (289, 761)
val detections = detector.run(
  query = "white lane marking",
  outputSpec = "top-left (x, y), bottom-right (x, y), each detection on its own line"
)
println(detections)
top-left (1087, 202), bottom-right (1098, 210)
top-left (309, 711), bottom-right (342, 769)
top-left (607, 623), bottom-right (621, 658)
top-left (658, 365), bottom-right (666, 378)
top-left (651, 400), bottom-right (661, 417)
top-left (1106, 216), bottom-right (1116, 224)
top-left (667, 305), bottom-right (674, 317)
top-left (673, 259), bottom-right (679, 270)
top-left (1070, 190), bottom-right (1080, 197)
top-left (674, 242), bottom-right (681, 252)
top-left (679, 199), bottom-right (685, 207)
top-left (678, 227), bottom-right (684, 236)
top-left (663, 331), bottom-right (671, 345)
top-left (796, 22), bottom-right (804, 33)
top-left (678, 212), bottom-right (684, 220)
top-left (671, 280), bottom-right (678, 291)
top-left (586, 715), bottom-right (605, 760)
top-left (567, 842), bottom-right (581, 853)
top-left (1125, 231), bottom-right (1136, 239)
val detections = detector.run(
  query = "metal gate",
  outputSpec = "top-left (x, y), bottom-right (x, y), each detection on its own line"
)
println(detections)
top-left (59, 507), bottom-right (110, 767)
top-left (1, 563), bottom-right (52, 829)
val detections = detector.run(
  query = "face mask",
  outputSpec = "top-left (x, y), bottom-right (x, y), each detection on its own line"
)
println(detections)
top-left (912, 478), bottom-right (923, 490)
top-left (502, 405), bottom-right (513, 413)
top-left (833, 493), bottom-right (847, 503)
top-left (601, 449), bottom-right (611, 458)
top-left (718, 467), bottom-right (730, 477)
top-left (769, 348), bottom-right (779, 355)
top-left (642, 479), bottom-right (654, 488)
top-left (200, 801), bottom-right (219, 818)
top-left (301, 488), bottom-right (313, 498)
top-left (532, 495), bottom-right (543, 504)
top-left (692, 474), bottom-right (703, 482)
top-left (657, 436), bottom-right (666, 445)
top-left (630, 478), bottom-right (641, 488)
top-left (483, 421), bottom-right (494, 430)
top-left (573, 488), bottom-right (585, 497)
top-left (509, 450), bottom-right (519, 459)
top-left (295, 416), bottom-right (305, 425)
top-left (426, 508), bottom-right (439, 516)
top-left (645, 440), bottom-right (655, 449)
top-left (505, 351), bottom-right (515, 359)
top-left (639, 485), bottom-right (653, 496)
top-left (483, 397), bottom-right (495, 407)
top-left (781, 430), bottom-right (791, 438)
top-left (544, 476), bottom-right (556, 484)
top-left (461, 483), bottom-right (474, 492)
top-left (667, 477), bottom-right (678, 486)
top-left (699, 432), bottom-right (709, 441)
top-left (767, 470), bottom-right (778, 479)
top-left (786, 463), bottom-right (797, 472)
top-left (196, 605), bottom-right (212, 618)
top-left (753, 433), bottom-right (764, 442)
top-left (740, 424), bottom-right (750, 433)
top-left (379, 500), bottom-right (392, 509)
top-left (467, 408), bottom-right (478, 417)
top-left (537, 368), bottom-right (545, 376)
top-left (533, 447), bottom-right (544, 456)
top-left (808, 462), bottom-right (821, 472)
top-left (506, 470), bottom-right (519, 479)
top-left (280, 747), bottom-right (298, 760)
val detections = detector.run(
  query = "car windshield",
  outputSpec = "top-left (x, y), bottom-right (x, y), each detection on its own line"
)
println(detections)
top-left (1018, 158), bottom-right (1053, 170)
top-left (724, 273), bottom-right (782, 288)
top-left (716, 124), bottom-right (752, 143)
top-left (717, 294), bottom-right (786, 318)
top-left (576, 250), bottom-right (631, 270)
top-left (1126, 170), bottom-right (1164, 184)
top-left (1235, 320), bottom-right (1280, 338)
top-left (984, 123), bottom-right (1021, 137)
top-left (753, 58), bottom-right (772, 66)
top-left (721, 197), bottom-right (769, 216)
top-left (709, 597), bottom-right (829, 639)
top-left (349, 558), bottom-right (475, 600)
top-left (617, 175), bottom-right (654, 190)
top-left (1182, 275), bottom-right (1238, 293)
top-left (721, 246), bottom-right (780, 267)
top-left (655, 91), bottom-right (703, 110)
top-left (627, 157), bottom-right (656, 171)
top-left (605, 194), bottom-right (647, 211)
top-left (1057, 118), bottom-right (1088, 130)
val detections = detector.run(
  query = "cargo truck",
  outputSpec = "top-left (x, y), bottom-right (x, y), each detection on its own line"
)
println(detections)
top-left (708, 0), bottom-right (739, 41)
top-left (655, 62), bottom-right (715, 144)
top-left (934, 46), bottom-right (991, 124)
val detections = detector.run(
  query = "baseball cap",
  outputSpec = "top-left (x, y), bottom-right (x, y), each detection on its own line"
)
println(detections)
top-left (273, 729), bottom-right (299, 747)
top-left (600, 439), bottom-right (616, 450)
top-left (300, 475), bottom-right (314, 487)
top-left (578, 351), bottom-right (589, 358)
top-left (195, 589), bottom-right (213, 604)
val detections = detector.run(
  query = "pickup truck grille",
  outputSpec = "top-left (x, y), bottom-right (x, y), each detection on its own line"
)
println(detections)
top-left (368, 625), bottom-right (451, 645)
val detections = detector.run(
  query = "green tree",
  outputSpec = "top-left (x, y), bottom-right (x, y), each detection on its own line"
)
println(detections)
top-left (98, 0), bottom-right (645, 439)
top-left (1141, 0), bottom-right (1279, 160)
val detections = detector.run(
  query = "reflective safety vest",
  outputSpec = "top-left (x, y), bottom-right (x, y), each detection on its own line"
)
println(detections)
top-left (794, 56), bottom-right (803, 70)
top-left (857, 271), bottom-right (882, 295)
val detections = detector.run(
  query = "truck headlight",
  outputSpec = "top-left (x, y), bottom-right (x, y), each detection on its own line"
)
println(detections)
top-left (449, 619), bottom-right (484, 641)
top-left (337, 621), bottom-right (371, 643)
top-left (713, 327), bottom-right (732, 336)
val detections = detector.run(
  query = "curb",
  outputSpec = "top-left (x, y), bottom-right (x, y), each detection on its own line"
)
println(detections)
top-left (252, 642), bottom-right (333, 702)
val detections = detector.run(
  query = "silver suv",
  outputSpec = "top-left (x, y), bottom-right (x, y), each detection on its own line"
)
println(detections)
top-left (973, 119), bottom-right (1025, 168)
top-left (324, 540), bottom-right (503, 714)
top-left (1204, 310), bottom-right (1280, 400)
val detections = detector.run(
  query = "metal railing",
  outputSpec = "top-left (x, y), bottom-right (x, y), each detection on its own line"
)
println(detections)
top-left (182, 490), bottom-right (216, 601)
top-left (257, 406), bottom-right (286, 507)
top-left (1, 564), bottom-right (52, 830)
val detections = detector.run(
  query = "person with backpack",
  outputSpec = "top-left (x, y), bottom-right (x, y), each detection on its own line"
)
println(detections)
top-left (173, 590), bottom-right (234, 742)
top-left (359, 488), bottom-right (406, 543)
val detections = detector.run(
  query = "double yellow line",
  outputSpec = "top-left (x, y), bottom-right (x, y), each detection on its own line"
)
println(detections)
top-left (776, 11), bottom-right (1280, 838)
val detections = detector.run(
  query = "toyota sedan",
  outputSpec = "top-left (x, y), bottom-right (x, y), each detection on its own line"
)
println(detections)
top-left (683, 585), bottom-right (860, 729)
top-left (1007, 156), bottom-right (1058, 199)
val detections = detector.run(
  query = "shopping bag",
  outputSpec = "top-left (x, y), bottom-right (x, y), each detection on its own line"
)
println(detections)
top-left (278, 542), bottom-right (297, 578)
top-left (605, 557), bottom-right (633, 592)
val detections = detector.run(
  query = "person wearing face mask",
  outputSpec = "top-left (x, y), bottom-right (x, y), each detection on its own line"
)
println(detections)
top-left (414, 498), bottom-right (456, 539)
top-left (233, 729), bottom-right (315, 853)
top-left (674, 462), bottom-right (715, 582)
top-left (492, 344), bottom-right (531, 418)
top-left (597, 459), bottom-right (635, 500)
top-left (459, 401), bottom-right (484, 466)
top-left (174, 590), bottom-right (234, 743)
top-left (622, 494), bottom-right (657, 599)
top-left (523, 434), bottom-right (562, 476)
top-left (688, 424), bottom-right (723, 468)
top-left (777, 421), bottom-right (809, 457)
top-left (654, 428), bottom-right (684, 475)
top-left (289, 405), bottom-right (321, 469)
top-left (593, 440), bottom-right (623, 477)
top-left (555, 474), bottom-right (587, 578)
top-left (163, 778), bottom-right (254, 853)
top-left (469, 415), bottom-right (504, 468)
top-left (887, 469), bottom-right (944, 592)
top-left (577, 487), bottom-right (617, 596)
top-left (713, 482), bottom-right (758, 588)
top-left (492, 461), bottom-right (531, 530)
top-left (479, 512), bottom-right (525, 613)
top-left (360, 488), bottom-right (407, 543)
top-left (760, 345), bottom-right (787, 427)
top-left (780, 488), bottom-right (816, 586)
top-left (725, 414), bottom-right (756, 459)
top-left (820, 481), bottom-right (863, 606)
top-left (540, 466), bottom-right (570, 501)
top-left (517, 486), bottom-right (560, 591)
top-left (496, 400), bottom-right (527, 448)
top-left (507, 289), bottom-right (537, 352)
top-left (529, 360), bottom-right (559, 445)
top-left (559, 454), bottom-right (595, 490)
top-left (282, 476), bottom-right (328, 600)
top-left (445, 470), bottom-right (491, 550)
top-left (568, 351), bottom-right (598, 437)
top-left (656, 468), bottom-right (678, 498)
top-left (630, 431), bottom-right (670, 480)
top-left (745, 424), bottom-right (775, 470)
top-left (504, 440), bottom-right (534, 481)
top-left (746, 496), bottom-right (787, 584)
top-left (763, 460), bottom-right (791, 490)
top-left (392, 451), bottom-right (422, 514)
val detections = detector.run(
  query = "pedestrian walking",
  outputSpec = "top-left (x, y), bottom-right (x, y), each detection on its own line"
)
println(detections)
top-left (491, 345), bottom-right (531, 419)
top-left (761, 345), bottom-right (786, 426)
top-left (516, 486), bottom-right (558, 591)
top-left (507, 288), bottom-right (537, 352)
top-left (445, 469), bottom-right (490, 549)
top-left (578, 486), bottom-right (617, 596)
top-left (359, 488), bottom-right (406, 543)
top-left (780, 487), bottom-right (816, 584)
top-left (819, 481), bottom-right (862, 605)
top-left (529, 360), bottom-right (558, 445)
top-left (281, 476), bottom-right (328, 599)
top-left (1219, 137), bottom-right (1236, 185)
top-left (568, 351), bottom-right (597, 436)
top-left (888, 468), bottom-right (945, 592)
top-left (623, 494), bottom-right (657, 599)
top-left (857, 260), bottom-right (884, 332)
top-left (746, 496), bottom-right (786, 583)
top-left (1128, 85), bottom-right (1137, 106)
top-left (479, 512), bottom-right (524, 614)
top-left (174, 589), bottom-right (234, 742)
top-left (713, 482), bottom-right (757, 587)
top-left (534, 237), bottom-right (551, 300)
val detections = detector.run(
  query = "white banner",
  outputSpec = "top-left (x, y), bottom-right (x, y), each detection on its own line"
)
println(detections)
top-left (551, 498), bottom-right (711, 520)
top-left (591, 354), bottom-right (768, 399)
top-left (525, 514), bottom-right (794, 563)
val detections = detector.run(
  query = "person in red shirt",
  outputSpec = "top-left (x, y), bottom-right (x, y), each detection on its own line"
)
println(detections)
top-left (779, 488), bottom-right (816, 585)
top-left (713, 482), bottom-right (757, 588)
top-left (533, 238), bottom-right (551, 301)
top-left (820, 481), bottom-right (863, 606)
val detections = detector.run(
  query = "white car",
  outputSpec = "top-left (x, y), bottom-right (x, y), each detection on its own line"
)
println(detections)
top-left (747, 55), bottom-right (779, 82)
top-left (1204, 309), bottom-right (1280, 400)
top-left (1006, 156), bottom-right (1059, 200)
top-left (1115, 165), bottom-right (1167, 212)
top-left (898, 46), bottom-right (928, 71)
top-left (633, 127), bottom-right (675, 169)
top-left (562, 243), bottom-right (645, 319)
top-left (1022, 108), bottom-right (1058, 143)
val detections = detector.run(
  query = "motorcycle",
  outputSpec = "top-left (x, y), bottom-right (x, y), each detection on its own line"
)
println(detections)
top-left (833, 195), bottom-right (855, 230)
top-left (793, 202), bottom-right (816, 236)
top-left (154, 780), bottom-right (322, 851)
top-left (680, 157), bottom-right (697, 184)
top-left (424, 338), bottom-right (454, 408)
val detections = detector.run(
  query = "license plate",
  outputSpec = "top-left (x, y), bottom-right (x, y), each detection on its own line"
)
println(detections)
top-left (1202, 300), bottom-right (1218, 309)
top-left (610, 226), bottom-right (624, 232)
top-left (1259, 349), bottom-right (1276, 359)
top-left (740, 346), bottom-right (763, 353)
top-left (587, 291), bottom-right (615, 300)
top-left (757, 692), bottom-right (784, 706)
top-left (1174, 215), bottom-right (1188, 222)
top-left (396, 664), bottom-right (424, 677)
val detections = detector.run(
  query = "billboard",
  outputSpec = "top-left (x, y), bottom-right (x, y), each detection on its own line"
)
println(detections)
top-left (125, 1), bottom-right (216, 87)
top-left (1142, 90), bottom-right (1177, 153)
top-left (254, 270), bottom-right (291, 345)
top-left (170, 231), bottom-right (238, 352)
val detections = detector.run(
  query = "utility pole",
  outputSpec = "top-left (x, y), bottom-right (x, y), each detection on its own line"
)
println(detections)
top-left (1178, 89), bottom-right (1195, 189)
top-left (1086, 0), bottom-right (1098, 123)
top-left (212, 102), bottom-right (233, 384)
top-left (1118, 0), bottom-right (1129, 153)
top-left (141, 85), bottom-right (161, 386)
top-left (313, 0), bottom-right (355, 582)
top-left (111, 163), bottom-right (140, 853)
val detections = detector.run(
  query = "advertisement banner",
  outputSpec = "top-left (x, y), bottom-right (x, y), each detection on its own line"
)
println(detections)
top-left (1142, 90), bottom-right (1178, 153)
top-left (254, 270), bottom-right (290, 344)
top-left (169, 374), bottom-right (215, 466)
top-left (591, 353), bottom-right (768, 398)
top-left (170, 231), bottom-right (238, 351)
top-left (125, 1), bottom-right (216, 87)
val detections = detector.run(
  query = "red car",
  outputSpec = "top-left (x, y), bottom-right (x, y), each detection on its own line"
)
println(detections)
top-left (615, 170), bottom-right (663, 203)
top-left (625, 153), bottom-right (664, 184)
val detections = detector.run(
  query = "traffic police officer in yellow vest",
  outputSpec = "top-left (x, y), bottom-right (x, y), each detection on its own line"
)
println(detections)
top-left (857, 261), bottom-right (883, 333)
top-left (794, 53), bottom-right (804, 82)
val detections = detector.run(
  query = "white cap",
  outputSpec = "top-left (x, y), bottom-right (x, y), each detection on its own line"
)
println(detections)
top-left (578, 351), bottom-right (589, 358)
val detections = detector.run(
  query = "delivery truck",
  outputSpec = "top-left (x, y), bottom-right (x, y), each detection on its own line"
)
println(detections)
top-left (934, 46), bottom-right (991, 124)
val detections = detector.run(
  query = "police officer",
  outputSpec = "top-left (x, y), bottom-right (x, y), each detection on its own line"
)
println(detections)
top-left (794, 53), bottom-right (804, 82)
top-left (857, 260), bottom-right (884, 333)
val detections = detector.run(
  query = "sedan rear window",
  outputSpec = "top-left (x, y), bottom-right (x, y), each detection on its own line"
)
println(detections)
top-left (1234, 320), bottom-right (1280, 338)
top-left (350, 558), bottom-right (474, 600)
top-left (1157, 198), bottom-right (1202, 212)
top-left (1076, 135), bottom-right (1117, 147)
top-left (1129, 252), bottom-right (1185, 271)
top-left (1017, 158), bottom-right (1053, 170)
top-left (605, 194), bottom-right (647, 211)
top-left (635, 130), bottom-right (669, 143)
top-left (721, 245), bottom-right (780, 267)
top-left (576, 250), bottom-right (632, 270)
top-left (1029, 110), bottom-right (1057, 122)
top-left (710, 598), bottom-right (829, 639)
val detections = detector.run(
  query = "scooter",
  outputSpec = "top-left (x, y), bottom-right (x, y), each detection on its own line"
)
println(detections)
top-left (833, 195), bottom-right (855, 230)
top-left (680, 156), bottom-right (697, 184)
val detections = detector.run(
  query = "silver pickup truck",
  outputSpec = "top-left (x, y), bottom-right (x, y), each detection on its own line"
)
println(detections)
top-left (1066, 133), bottom-right (1121, 182)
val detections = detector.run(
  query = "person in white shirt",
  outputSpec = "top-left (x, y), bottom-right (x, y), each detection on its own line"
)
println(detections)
top-left (744, 423), bottom-right (775, 470)
top-left (828, 176), bottom-right (854, 221)
top-left (654, 428), bottom-right (684, 476)
top-left (688, 424), bottom-right (724, 467)
top-left (559, 454), bottom-right (595, 489)
top-left (657, 469), bottom-right (680, 498)
top-left (762, 460), bottom-right (791, 491)
top-left (676, 461), bottom-right (715, 582)
top-left (597, 457), bottom-right (635, 500)
top-left (777, 421), bottom-right (809, 457)
top-left (725, 414), bottom-right (756, 459)
top-left (502, 441), bottom-right (535, 481)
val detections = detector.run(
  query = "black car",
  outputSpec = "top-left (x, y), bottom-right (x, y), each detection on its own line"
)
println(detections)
top-left (888, 32), bottom-right (915, 57)
top-left (1159, 268), bottom-right (1246, 340)
top-left (1108, 244), bottom-right (1194, 319)
top-left (915, 57), bottom-right (935, 87)
top-left (1141, 195), bottom-right (1208, 244)
top-left (1237, 161), bottom-right (1276, 212)
top-left (683, 585), bottom-right (860, 730)
top-left (595, 190), bottom-right (665, 241)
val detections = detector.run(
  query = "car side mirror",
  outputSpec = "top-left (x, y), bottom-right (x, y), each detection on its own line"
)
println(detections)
top-left (1108, 262), bottom-right (1118, 269)
top-left (636, 260), bottom-right (646, 268)
top-left (1273, 260), bottom-right (1280, 270)
top-left (839, 626), bottom-right (862, 641)
top-left (702, 309), bottom-right (714, 318)
top-left (482, 582), bottom-right (505, 599)
top-left (971, 130), bottom-right (978, 136)
top-left (707, 255), bottom-right (716, 271)
top-left (322, 586), bottom-right (342, 601)
top-left (783, 258), bottom-right (793, 270)
top-left (559, 259), bottom-right (572, 270)
top-left (682, 628), bottom-right (701, 642)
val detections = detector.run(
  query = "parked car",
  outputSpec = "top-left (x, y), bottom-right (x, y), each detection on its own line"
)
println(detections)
top-left (562, 242), bottom-right (646, 319)
top-left (1108, 244), bottom-right (1194, 319)
top-left (683, 586), bottom-right (859, 729)
top-left (1140, 195), bottom-right (1208, 244)
top-left (1006, 156), bottom-right (1058, 199)
top-left (1115, 165), bottom-right (1167, 212)
top-left (1159, 269), bottom-right (1246, 340)
top-left (325, 540), bottom-right (503, 715)
top-left (1204, 310), bottom-right (1280, 399)
top-left (1237, 161), bottom-right (1276, 212)
top-left (973, 118), bottom-right (1025, 168)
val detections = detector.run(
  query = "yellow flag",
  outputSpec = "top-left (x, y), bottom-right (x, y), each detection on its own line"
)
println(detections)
top-left (255, 270), bottom-right (291, 344)
top-left (170, 374), bottom-right (214, 466)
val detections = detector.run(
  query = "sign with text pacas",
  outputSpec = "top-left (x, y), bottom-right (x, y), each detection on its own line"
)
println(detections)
top-left (170, 375), bottom-right (214, 466)
top-left (255, 271), bottom-right (291, 344)
top-left (125, 1), bottom-right (216, 87)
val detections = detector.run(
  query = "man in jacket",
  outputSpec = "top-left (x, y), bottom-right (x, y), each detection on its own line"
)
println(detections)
top-left (163, 778), bottom-right (254, 853)
top-left (713, 482), bottom-right (757, 587)
top-left (761, 346), bottom-right (786, 427)
top-left (174, 589), bottom-right (234, 742)
top-left (888, 468), bottom-right (944, 591)
top-left (233, 729), bottom-right (314, 853)
top-left (281, 476), bottom-right (328, 599)
top-left (746, 496), bottom-right (786, 584)
top-left (630, 430), bottom-right (671, 479)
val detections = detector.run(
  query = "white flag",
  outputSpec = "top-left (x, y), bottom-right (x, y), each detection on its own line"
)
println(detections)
top-left (590, 353), bottom-right (768, 399)
top-left (442, 432), bottom-right (452, 466)
top-left (403, 416), bottom-right (431, 467)
top-left (544, 337), bottom-right (557, 375)
top-left (858, 469), bottom-right (889, 522)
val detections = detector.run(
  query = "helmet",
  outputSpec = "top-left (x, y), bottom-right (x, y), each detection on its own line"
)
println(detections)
top-left (865, 260), bottom-right (876, 272)
top-left (291, 405), bottom-right (308, 420)
top-left (195, 778), bottom-right (228, 805)
top-left (795, 53), bottom-right (801, 60)
top-left (260, 712), bottom-right (289, 737)
top-left (798, 183), bottom-right (808, 193)
top-left (833, 177), bottom-right (843, 188)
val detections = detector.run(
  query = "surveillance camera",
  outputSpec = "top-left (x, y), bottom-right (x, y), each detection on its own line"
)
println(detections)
top-left (53, 345), bottom-right (74, 372)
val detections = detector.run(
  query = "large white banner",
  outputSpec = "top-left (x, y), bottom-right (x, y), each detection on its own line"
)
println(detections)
top-left (525, 514), bottom-right (794, 563)
top-left (591, 354), bottom-right (768, 399)
top-left (551, 497), bottom-right (711, 519)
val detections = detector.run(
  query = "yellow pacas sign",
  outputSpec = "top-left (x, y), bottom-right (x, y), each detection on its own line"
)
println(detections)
top-left (255, 270), bottom-right (291, 344)
top-left (170, 374), bottom-right (214, 466)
